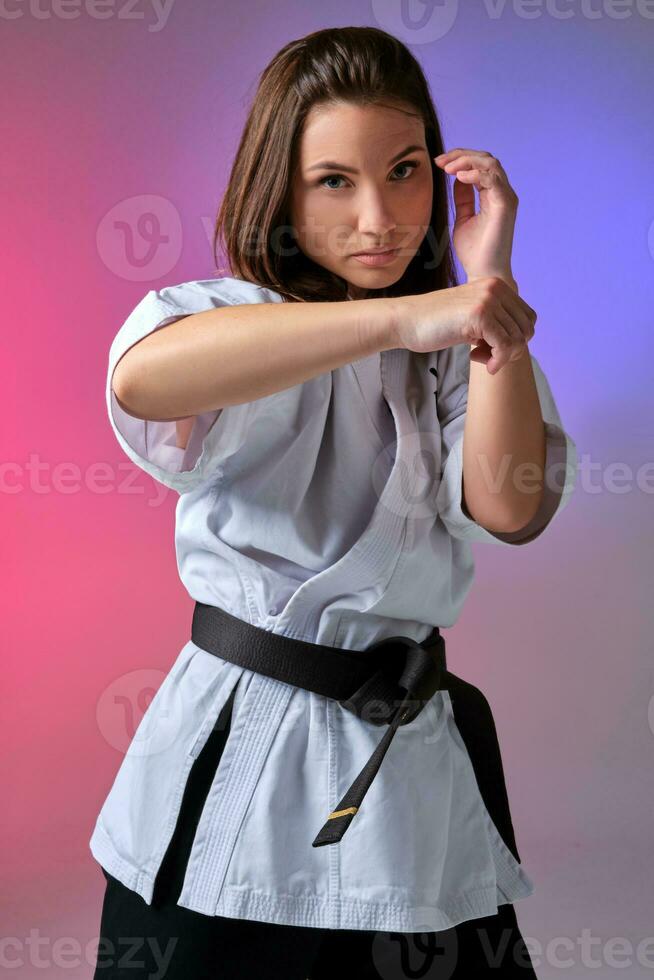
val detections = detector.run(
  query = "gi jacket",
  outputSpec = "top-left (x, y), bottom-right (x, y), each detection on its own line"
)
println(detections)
top-left (89, 276), bottom-right (578, 932)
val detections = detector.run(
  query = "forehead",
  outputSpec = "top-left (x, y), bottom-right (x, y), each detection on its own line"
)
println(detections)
top-left (297, 102), bottom-right (426, 164)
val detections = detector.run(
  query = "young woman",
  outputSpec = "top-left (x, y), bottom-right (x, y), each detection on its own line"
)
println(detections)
top-left (90, 25), bottom-right (577, 979)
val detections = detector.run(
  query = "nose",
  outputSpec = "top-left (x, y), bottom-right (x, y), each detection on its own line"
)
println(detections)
top-left (355, 186), bottom-right (398, 240)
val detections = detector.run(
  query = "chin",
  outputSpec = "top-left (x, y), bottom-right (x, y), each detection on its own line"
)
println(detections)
top-left (349, 268), bottom-right (407, 292)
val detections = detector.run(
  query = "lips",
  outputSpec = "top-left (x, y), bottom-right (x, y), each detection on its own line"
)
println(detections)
top-left (351, 249), bottom-right (399, 267)
top-left (351, 247), bottom-right (396, 256)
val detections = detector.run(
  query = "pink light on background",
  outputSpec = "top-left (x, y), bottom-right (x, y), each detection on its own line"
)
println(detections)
top-left (4, 3), bottom-right (653, 977)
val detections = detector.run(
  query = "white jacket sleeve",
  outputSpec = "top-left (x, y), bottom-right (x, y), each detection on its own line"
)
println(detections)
top-left (434, 342), bottom-right (578, 545)
top-left (106, 278), bottom-right (280, 494)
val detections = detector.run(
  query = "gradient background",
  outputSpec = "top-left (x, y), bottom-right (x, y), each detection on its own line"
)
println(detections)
top-left (4, 2), bottom-right (653, 977)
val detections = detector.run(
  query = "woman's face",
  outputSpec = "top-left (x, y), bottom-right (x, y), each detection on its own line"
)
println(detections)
top-left (288, 101), bottom-right (433, 300)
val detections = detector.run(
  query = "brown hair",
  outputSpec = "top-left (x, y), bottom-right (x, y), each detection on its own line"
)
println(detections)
top-left (213, 25), bottom-right (459, 304)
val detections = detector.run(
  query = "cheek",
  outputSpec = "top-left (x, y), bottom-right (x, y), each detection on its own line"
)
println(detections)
top-left (402, 186), bottom-right (432, 239)
top-left (288, 186), bottom-right (318, 236)
top-left (302, 188), bottom-right (333, 214)
top-left (295, 192), bottom-right (339, 242)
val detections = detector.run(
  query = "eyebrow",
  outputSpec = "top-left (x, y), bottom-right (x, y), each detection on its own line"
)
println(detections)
top-left (306, 144), bottom-right (428, 174)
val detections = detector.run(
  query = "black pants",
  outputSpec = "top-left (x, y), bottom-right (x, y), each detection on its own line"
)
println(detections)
top-left (93, 671), bottom-right (538, 979)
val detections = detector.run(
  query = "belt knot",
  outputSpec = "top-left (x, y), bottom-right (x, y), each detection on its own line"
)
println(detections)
top-left (338, 633), bottom-right (446, 727)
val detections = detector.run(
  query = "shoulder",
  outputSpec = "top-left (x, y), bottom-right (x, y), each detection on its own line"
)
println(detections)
top-left (152, 276), bottom-right (286, 313)
top-left (108, 276), bottom-right (287, 382)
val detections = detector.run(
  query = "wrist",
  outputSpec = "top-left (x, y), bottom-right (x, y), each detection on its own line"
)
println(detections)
top-left (356, 295), bottom-right (404, 353)
top-left (373, 295), bottom-right (407, 351)
top-left (468, 270), bottom-right (518, 292)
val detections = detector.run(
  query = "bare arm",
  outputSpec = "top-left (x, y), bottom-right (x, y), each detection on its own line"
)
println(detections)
top-left (112, 296), bottom-right (400, 423)
top-left (461, 276), bottom-right (546, 533)
top-left (463, 349), bottom-right (547, 533)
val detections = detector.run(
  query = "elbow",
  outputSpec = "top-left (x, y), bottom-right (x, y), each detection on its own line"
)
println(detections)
top-left (487, 511), bottom-right (535, 535)
top-left (462, 487), bottom-right (544, 534)
top-left (111, 357), bottom-right (130, 406)
top-left (111, 354), bottom-right (144, 420)
top-left (111, 349), bottom-right (222, 423)
top-left (506, 486), bottom-right (545, 532)
top-left (110, 351), bottom-right (163, 421)
top-left (485, 493), bottom-right (544, 534)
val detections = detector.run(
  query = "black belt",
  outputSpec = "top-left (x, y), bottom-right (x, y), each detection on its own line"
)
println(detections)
top-left (191, 601), bottom-right (447, 848)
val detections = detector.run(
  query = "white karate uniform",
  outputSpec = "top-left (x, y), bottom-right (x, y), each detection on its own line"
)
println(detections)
top-left (89, 276), bottom-right (577, 932)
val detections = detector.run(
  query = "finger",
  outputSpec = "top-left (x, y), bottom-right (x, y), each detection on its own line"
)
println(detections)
top-left (454, 169), bottom-right (498, 192)
top-left (481, 318), bottom-right (515, 373)
top-left (494, 303), bottom-right (530, 359)
top-left (435, 149), bottom-right (493, 163)
top-left (496, 280), bottom-right (537, 330)
top-left (454, 168), bottom-right (482, 184)
top-left (442, 154), bottom-right (495, 174)
top-left (501, 291), bottom-right (537, 341)
top-left (452, 172), bottom-right (476, 221)
top-left (467, 154), bottom-right (510, 183)
top-left (469, 338), bottom-right (493, 367)
top-left (441, 157), bottom-right (513, 196)
top-left (435, 150), bottom-right (513, 190)
top-left (440, 155), bottom-right (506, 182)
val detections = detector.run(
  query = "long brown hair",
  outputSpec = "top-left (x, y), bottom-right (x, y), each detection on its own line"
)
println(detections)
top-left (213, 26), bottom-right (459, 304)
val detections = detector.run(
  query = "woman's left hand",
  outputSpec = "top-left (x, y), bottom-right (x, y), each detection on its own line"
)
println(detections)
top-left (434, 148), bottom-right (519, 284)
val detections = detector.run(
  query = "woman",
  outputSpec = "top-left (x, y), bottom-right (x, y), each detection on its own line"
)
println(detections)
top-left (91, 25), bottom-right (577, 978)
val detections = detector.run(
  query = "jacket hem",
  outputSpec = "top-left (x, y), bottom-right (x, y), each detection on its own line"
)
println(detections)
top-left (90, 822), bottom-right (534, 933)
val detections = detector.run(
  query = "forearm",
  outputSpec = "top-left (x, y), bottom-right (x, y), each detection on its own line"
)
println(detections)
top-left (112, 295), bottom-right (398, 421)
top-left (462, 277), bottom-right (547, 533)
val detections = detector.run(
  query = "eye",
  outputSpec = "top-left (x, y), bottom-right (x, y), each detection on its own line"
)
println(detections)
top-left (317, 159), bottom-right (420, 190)
top-left (391, 160), bottom-right (420, 180)
top-left (319, 174), bottom-right (348, 190)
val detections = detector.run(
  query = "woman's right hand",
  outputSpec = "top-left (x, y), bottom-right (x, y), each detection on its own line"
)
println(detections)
top-left (392, 276), bottom-right (537, 374)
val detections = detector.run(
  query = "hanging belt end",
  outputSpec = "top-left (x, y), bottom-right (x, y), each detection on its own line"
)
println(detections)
top-left (311, 805), bottom-right (359, 847)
